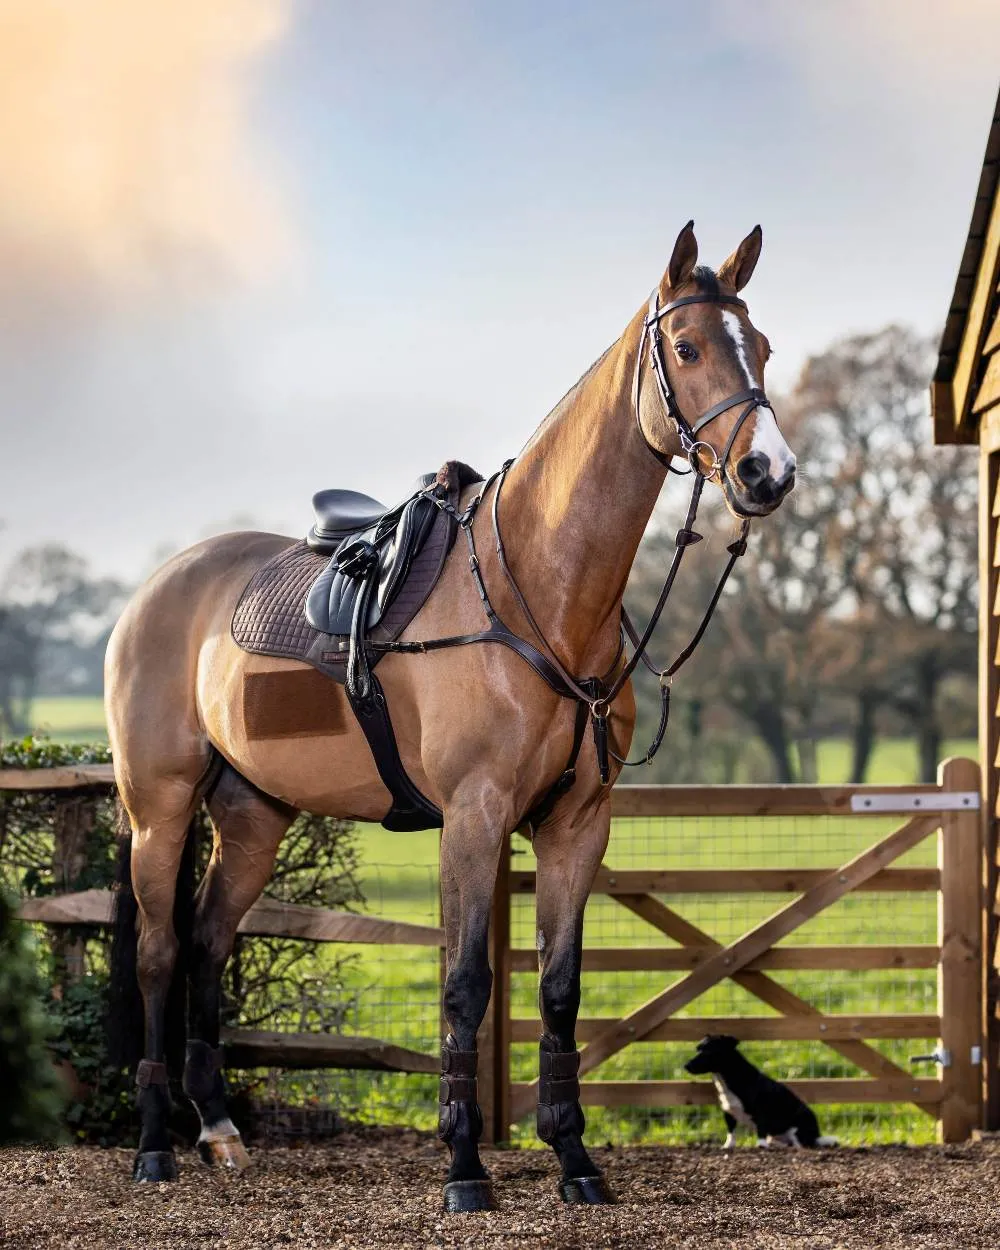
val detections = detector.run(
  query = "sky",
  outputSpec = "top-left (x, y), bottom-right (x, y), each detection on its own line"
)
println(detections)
top-left (1, 0), bottom-right (999, 582)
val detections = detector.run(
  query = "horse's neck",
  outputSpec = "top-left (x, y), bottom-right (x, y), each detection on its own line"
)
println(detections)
top-left (497, 310), bottom-right (668, 674)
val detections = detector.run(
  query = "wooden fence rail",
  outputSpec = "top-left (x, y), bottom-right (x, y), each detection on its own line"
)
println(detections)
top-left (1, 758), bottom-right (986, 1143)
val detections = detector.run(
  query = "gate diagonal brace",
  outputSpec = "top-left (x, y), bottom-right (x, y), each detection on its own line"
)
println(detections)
top-left (509, 813), bottom-right (942, 1123)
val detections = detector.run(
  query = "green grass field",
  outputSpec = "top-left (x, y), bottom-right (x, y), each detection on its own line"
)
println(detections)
top-left (24, 696), bottom-right (976, 1146)
top-left (27, 696), bottom-right (107, 744)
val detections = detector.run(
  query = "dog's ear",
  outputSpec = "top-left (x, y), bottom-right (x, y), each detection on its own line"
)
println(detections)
top-left (719, 1035), bottom-right (740, 1050)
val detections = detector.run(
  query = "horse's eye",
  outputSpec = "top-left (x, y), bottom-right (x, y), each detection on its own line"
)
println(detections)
top-left (675, 341), bottom-right (698, 363)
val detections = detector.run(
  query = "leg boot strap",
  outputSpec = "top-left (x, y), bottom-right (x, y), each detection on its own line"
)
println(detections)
top-left (439, 1076), bottom-right (478, 1104)
top-left (438, 1036), bottom-right (481, 1143)
top-left (538, 1044), bottom-right (581, 1105)
top-left (440, 1037), bottom-right (478, 1077)
top-left (537, 1043), bottom-right (583, 1143)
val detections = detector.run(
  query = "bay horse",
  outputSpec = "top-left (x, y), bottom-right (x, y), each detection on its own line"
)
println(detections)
top-left (106, 222), bottom-right (794, 1209)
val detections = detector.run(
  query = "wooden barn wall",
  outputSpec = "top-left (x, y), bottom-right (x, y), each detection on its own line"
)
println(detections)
top-left (982, 445), bottom-right (1000, 1127)
top-left (971, 289), bottom-right (1000, 1126)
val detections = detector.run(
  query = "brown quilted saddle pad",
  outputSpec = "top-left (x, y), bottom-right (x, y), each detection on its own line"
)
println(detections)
top-left (231, 463), bottom-right (473, 684)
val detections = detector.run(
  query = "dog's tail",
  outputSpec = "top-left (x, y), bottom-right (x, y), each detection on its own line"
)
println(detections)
top-left (815, 1135), bottom-right (839, 1147)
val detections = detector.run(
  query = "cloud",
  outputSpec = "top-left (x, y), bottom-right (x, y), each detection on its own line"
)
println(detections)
top-left (724, 0), bottom-right (999, 100)
top-left (0, 0), bottom-right (293, 312)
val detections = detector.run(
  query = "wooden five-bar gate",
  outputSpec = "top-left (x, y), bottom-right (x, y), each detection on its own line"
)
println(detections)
top-left (479, 757), bottom-right (984, 1145)
top-left (2, 756), bottom-right (986, 1143)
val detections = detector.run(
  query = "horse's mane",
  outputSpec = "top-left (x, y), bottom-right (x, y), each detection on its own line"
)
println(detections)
top-left (691, 265), bottom-right (720, 299)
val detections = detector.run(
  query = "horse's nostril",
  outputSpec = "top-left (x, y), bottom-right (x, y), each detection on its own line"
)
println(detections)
top-left (774, 464), bottom-right (796, 496)
top-left (736, 452), bottom-right (769, 490)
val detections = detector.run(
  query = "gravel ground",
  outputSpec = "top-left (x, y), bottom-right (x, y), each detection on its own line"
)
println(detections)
top-left (2, 1130), bottom-right (1000, 1249)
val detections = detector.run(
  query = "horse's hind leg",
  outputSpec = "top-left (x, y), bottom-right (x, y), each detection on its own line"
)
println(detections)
top-left (533, 797), bottom-right (615, 1204)
top-left (437, 785), bottom-right (513, 1213)
top-left (184, 763), bottom-right (295, 1169)
top-left (126, 784), bottom-right (205, 1183)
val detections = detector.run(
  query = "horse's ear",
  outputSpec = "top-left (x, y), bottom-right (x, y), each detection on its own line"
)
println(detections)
top-left (717, 225), bottom-right (763, 292)
top-left (661, 220), bottom-right (698, 294)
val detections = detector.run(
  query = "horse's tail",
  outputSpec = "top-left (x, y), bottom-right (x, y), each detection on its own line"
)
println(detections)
top-left (108, 798), bottom-right (199, 1076)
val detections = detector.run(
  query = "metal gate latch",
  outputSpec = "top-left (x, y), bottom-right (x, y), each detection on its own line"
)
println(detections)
top-left (910, 1047), bottom-right (952, 1068)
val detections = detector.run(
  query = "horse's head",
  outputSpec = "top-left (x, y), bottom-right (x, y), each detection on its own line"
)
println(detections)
top-left (634, 221), bottom-right (795, 517)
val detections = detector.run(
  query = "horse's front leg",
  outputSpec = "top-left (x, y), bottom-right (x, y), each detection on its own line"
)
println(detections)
top-left (533, 796), bottom-right (615, 1204)
top-left (437, 787), bottom-right (511, 1213)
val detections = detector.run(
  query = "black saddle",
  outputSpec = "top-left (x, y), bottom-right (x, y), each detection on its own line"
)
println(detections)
top-left (305, 473), bottom-right (441, 637)
top-left (307, 472), bottom-right (437, 557)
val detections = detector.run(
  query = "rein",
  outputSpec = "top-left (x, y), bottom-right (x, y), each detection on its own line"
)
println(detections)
top-left (373, 285), bottom-right (773, 813)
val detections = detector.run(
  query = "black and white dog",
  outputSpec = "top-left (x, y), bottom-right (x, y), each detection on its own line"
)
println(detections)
top-left (684, 1035), bottom-right (837, 1149)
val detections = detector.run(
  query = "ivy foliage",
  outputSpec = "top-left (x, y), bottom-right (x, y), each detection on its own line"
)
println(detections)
top-left (0, 738), bottom-right (365, 1143)
top-left (0, 888), bottom-right (65, 1143)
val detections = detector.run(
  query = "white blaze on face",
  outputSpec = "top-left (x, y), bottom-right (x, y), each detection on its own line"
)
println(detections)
top-left (719, 310), bottom-right (796, 478)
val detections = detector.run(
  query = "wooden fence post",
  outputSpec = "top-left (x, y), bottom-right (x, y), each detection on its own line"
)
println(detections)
top-left (51, 791), bottom-right (94, 987)
top-left (477, 834), bottom-right (512, 1145)
top-left (938, 756), bottom-right (984, 1142)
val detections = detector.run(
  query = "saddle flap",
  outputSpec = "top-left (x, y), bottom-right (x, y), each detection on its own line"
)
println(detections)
top-left (305, 494), bottom-right (440, 636)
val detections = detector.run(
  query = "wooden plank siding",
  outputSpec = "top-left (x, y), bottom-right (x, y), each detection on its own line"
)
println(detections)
top-left (973, 321), bottom-right (1000, 415)
top-left (983, 451), bottom-right (1000, 1128)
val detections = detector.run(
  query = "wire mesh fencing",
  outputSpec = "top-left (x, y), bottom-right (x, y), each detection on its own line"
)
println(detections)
top-left (509, 811), bottom-right (941, 1146)
top-left (244, 828), bottom-right (443, 1141)
top-left (250, 804), bottom-right (946, 1148)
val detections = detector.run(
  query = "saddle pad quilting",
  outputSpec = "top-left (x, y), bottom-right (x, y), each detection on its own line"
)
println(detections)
top-left (231, 512), bottom-right (455, 684)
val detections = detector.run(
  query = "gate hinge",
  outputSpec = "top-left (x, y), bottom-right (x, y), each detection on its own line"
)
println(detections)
top-left (850, 792), bottom-right (979, 814)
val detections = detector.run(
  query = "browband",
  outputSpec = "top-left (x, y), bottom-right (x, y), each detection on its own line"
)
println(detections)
top-left (647, 292), bottom-right (748, 324)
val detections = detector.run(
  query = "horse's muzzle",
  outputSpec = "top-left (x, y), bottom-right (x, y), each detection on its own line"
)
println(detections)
top-left (732, 452), bottom-right (795, 513)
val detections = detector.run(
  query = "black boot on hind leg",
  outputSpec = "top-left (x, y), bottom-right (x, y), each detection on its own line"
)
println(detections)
top-left (438, 1036), bottom-right (496, 1213)
top-left (537, 1038), bottom-right (615, 1205)
top-left (133, 1061), bottom-right (178, 1182)
top-left (183, 1040), bottom-right (250, 1171)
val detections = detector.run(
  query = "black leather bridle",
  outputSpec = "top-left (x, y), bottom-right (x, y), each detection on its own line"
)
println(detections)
top-left (632, 287), bottom-right (773, 489)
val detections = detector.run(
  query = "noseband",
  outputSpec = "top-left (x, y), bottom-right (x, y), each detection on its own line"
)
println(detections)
top-left (632, 288), bottom-right (773, 486)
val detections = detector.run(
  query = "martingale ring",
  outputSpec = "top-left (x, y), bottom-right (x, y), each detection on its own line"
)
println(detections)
top-left (686, 440), bottom-right (721, 477)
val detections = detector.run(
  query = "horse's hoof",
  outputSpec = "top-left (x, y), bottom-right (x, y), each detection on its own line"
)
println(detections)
top-left (133, 1151), bottom-right (178, 1183)
top-left (559, 1174), bottom-right (616, 1205)
top-left (197, 1134), bottom-right (251, 1171)
top-left (443, 1178), bottom-right (497, 1212)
